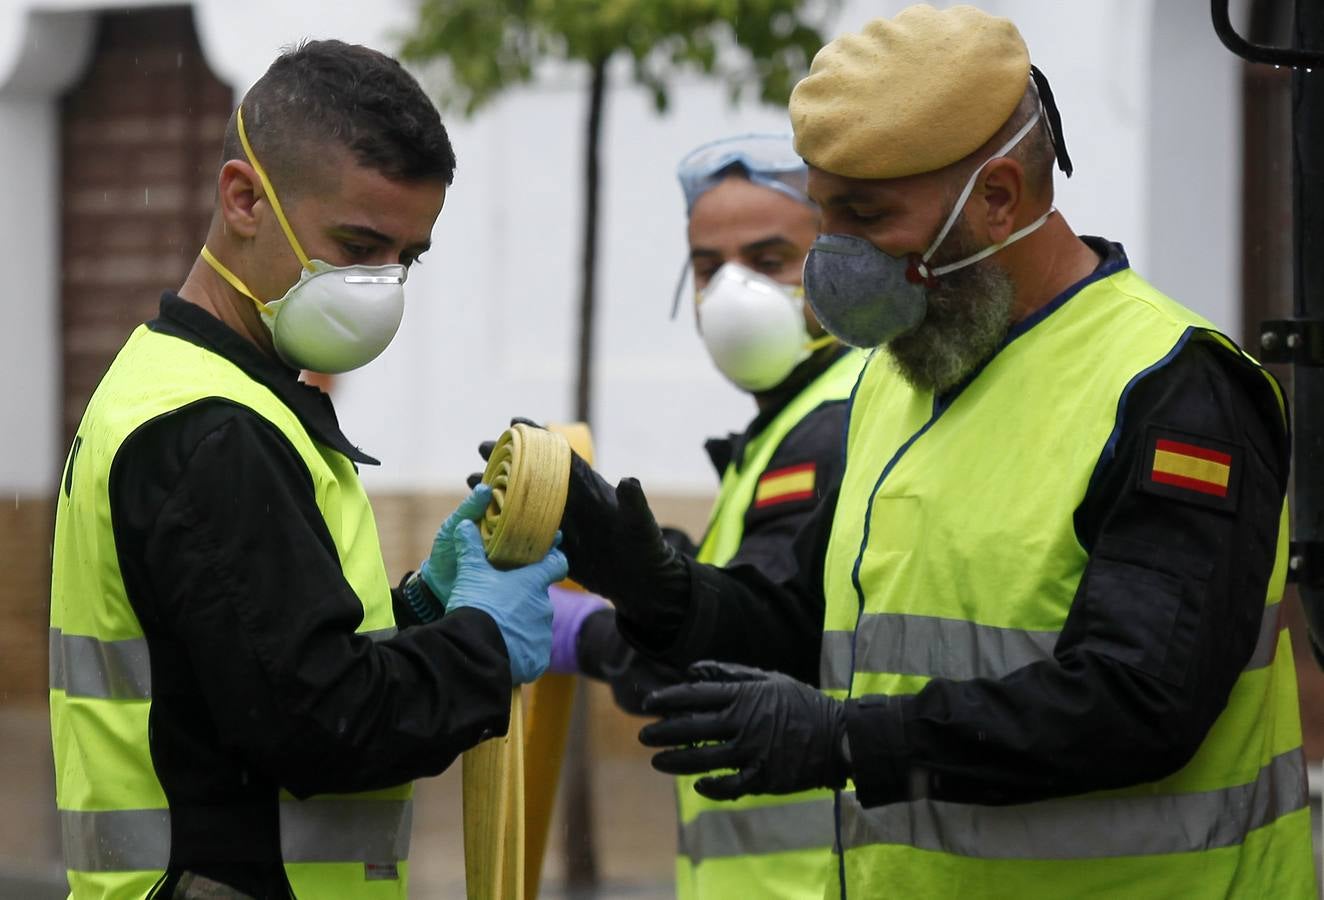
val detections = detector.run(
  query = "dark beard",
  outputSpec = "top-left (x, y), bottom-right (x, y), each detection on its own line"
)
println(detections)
top-left (885, 227), bottom-right (1016, 395)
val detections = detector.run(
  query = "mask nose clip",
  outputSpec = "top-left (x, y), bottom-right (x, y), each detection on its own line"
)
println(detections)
top-left (344, 274), bottom-right (406, 285)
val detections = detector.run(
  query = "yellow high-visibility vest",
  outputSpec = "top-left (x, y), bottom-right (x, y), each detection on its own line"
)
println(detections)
top-left (676, 350), bottom-right (865, 900)
top-left (50, 325), bottom-right (411, 898)
top-left (820, 266), bottom-right (1315, 898)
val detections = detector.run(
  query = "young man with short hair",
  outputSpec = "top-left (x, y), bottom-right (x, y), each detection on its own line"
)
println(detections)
top-left (50, 40), bottom-right (563, 898)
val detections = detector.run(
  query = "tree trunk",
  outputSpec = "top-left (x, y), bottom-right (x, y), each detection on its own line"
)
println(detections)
top-left (575, 56), bottom-right (608, 424)
top-left (562, 54), bottom-right (609, 895)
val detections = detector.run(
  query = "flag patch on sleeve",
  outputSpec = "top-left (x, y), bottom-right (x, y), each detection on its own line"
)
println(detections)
top-left (1139, 428), bottom-right (1240, 512)
top-left (754, 463), bottom-right (817, 508)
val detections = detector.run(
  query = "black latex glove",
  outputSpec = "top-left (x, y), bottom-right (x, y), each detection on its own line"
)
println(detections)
top-left (639, 661), bottom-right (851, 800)
top-left (660, 526), bottom-right (698, 557)
top-left (469, 419), bottom-right (688, 623)
top-left (562, 469), bottom-right (685, 606)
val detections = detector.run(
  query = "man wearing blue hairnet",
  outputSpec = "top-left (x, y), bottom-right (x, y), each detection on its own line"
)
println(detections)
top-left (545, 134), bottom-right (863, 899)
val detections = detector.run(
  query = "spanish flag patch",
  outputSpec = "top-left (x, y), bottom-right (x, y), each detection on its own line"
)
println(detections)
top-left (1140, 428), bottom-right (1240, 512)
top-left (754, 462), bottom-right (817, 508)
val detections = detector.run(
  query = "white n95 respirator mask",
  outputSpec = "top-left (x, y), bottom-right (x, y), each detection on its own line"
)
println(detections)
top-left (200, 106), bottom-right (407, 374)
top-left (253, 259), bottom-right (406, 374)
top-left (697, 262), bottom-right (832, 393)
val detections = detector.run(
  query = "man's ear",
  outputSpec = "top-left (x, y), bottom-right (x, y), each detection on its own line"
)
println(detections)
top-left (977, 157), bottom-right (1025, 245)
top-left (217, 160), bottom-right (262, 239)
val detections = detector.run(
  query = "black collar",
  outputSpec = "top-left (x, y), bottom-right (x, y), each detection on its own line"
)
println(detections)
top-left (704, 344), bottom-right (850, 475)
top-left (147, 293), bottom-right (379, 466)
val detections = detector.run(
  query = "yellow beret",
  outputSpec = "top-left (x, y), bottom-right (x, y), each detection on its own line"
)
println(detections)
top-left (790, 4), bottom-right (1031, 180)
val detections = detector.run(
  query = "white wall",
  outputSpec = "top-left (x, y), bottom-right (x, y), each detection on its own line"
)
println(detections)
top-left (0, 0), bottom-right (1247, 495)
top-left (1146, 0), bottom-right (1244, 336)
top-left (0, 97), bottom-right (62, 494)
top-left (351, 73), bottom-right (797, 494)
top-left (0, 10), bottom-right (95, 493)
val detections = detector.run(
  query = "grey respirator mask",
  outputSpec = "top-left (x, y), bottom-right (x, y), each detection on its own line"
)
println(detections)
top-left (804, 104), bottom-right (1064, 349)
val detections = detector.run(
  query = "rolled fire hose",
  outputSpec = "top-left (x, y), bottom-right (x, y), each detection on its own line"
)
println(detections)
top-left (462, 422), bottom-right (572, 900)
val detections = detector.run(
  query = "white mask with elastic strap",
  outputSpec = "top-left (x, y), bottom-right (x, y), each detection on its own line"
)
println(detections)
top-left (697, 262), bottom-right (834, 392)
top-left (201, 106), bottom-right (408, 374)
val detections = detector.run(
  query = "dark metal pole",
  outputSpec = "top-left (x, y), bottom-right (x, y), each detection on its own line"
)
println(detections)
top-left (1214, 0), bottom-right (1324, 664)
top-left (1213, 0), bottom-right (1323, 68)
top-left (1291, 0), bottom-right (1324, 663)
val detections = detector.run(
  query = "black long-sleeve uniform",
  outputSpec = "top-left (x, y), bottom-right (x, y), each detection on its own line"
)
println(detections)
top-left (612, 245), bottom-right (1290, 809)
top-left (106, 294), bottom-right (511, 895)
top-left (575, 348), bottom-right (851, 710)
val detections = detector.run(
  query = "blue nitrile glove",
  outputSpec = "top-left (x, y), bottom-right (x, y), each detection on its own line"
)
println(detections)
top-left (446, 519), bottom-right (567, 684)
top-left (414, 484), bottom-right (495, 621)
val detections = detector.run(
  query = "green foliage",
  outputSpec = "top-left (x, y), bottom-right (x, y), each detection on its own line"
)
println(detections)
top-left (399, 0), bottom-right (838, 115)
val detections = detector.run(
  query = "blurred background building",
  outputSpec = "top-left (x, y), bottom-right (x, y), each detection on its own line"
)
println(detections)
top-left (0, 0), bottom-right (1313, 896)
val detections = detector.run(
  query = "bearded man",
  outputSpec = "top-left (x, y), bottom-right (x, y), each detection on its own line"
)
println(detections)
top-left (526, 5), bottom-right (1316, 898)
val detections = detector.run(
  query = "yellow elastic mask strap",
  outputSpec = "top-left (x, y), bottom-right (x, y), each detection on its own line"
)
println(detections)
top-left (805, 333), bottom-right (837, 353)
top-left (236, 105), bottom-right (313, 272)
top-left (200, 246), bottom-right (272, 314)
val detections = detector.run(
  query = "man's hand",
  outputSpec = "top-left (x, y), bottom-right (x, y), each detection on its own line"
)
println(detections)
top-left (548, 585), bottom-right (609, 674)
top-left (639, 661), bottom-right (850, 800)
top-left (418, 483), bottom-right (493, 610)
top-left (561, 470), bottom-right (684, 605)
top-left (546, 585), bottom-right (690, 714)
top-left (446, 519), bottom-right (567, 684)
top-left (568, 603), bottom-right (690, 715)
top-left (470, 419), bottom-right (687, 619)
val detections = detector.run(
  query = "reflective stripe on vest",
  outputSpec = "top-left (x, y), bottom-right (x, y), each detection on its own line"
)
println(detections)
top-left (49, 626), bottom-right (399, 700)
top-left (819, 266), bottom-right (1315, 897)
top-left (61, 808), bottom-right (170, 872)
top-left (820, 602), bottom-right (1283, 691)
top-left (60, 797), bottom-right (414, 872)
top-left (49, 627), bottom-right (151, 700)
top-left (676, 351), bottom-right (864, 900)
top-left (839, 747), bottom-right (1307, 859)
top-left (677, 795), bottom-right (837, 865)
top-left (279, 797), bottom-right (413, 864)
top-left (50, 326), bottom-right (409, 897)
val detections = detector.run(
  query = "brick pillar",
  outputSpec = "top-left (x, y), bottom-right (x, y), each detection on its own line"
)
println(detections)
top-left (60, 6), bottom-right (233, 450)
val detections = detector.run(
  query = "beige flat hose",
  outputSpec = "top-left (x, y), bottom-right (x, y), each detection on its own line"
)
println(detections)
top-left (521, 424), bottom-right (594, 900)
top-left (462, 422), bottom-right (572, 900)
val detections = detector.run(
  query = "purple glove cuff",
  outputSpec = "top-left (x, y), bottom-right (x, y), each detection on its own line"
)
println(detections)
top-left (549, 584), bottom-right (609, 675)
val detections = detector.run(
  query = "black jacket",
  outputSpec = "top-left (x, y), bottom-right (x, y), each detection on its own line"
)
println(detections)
top-left (575, 347), bottom-right (853, 711)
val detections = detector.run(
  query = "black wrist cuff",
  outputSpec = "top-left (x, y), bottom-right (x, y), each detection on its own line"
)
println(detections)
top-left (829, 699), bottom-right (852, 789)
top-left (576, 608), bottom-right (631, 679)
top-left (613, 554), bottom-right (695, 655)
top-left (845, 695), bottom-right (914, 807)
